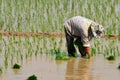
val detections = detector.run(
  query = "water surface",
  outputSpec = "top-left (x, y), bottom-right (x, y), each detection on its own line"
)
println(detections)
top-left (0, 54), bottom-right (120, 80)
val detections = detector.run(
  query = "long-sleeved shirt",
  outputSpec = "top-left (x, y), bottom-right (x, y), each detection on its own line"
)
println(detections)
top-left (64, 16), bottom-right (99, 47)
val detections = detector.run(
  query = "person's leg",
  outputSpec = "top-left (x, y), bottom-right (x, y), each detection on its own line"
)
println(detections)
top-left (64, 29), bottom-right (76, 57)
top-left (75, 38), bottom-right (86, 57)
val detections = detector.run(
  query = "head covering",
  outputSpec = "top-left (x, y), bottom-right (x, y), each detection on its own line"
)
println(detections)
top-left (91, 22), bottom-right (104, 38)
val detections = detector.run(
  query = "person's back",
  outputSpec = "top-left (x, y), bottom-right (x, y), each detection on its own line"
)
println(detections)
top-left (67, 16), bottom-right (94, 24)
top-left (64, 16), bottom-right (96, 38)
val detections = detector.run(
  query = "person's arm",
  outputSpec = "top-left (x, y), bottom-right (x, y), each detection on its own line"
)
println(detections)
top-left (80, 22), bottom-right (91, 58)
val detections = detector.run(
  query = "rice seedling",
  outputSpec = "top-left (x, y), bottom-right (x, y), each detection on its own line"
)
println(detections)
top-left (0, 0), bottom-right (118, 34)
top-left (55, 49), bottom-right (69, 60)
top-left (118, 64), bottom-right (120, 69)
top-left (46, 49), bottom-right (54, 55)
top-left (0, 34), bottom-right (2, 40)
top-left (0, 0), bottom-right (119, 78)
top-left (12, 63), bottom-right (21, 69)
top-left (106, 55), bottom-right (115, 60)
top-left (55, 52), bottom-right (69, 60)
top-left (4, 59), bottom-right (8, 69)
top-left (26, 75), bottom-right (37, 80)
top-left (92, 48), bottom-right (96, 56)
top-left (0, 67), bottom-right (2, 74)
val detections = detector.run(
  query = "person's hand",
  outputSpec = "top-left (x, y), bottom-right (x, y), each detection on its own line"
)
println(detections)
top-left (84, 47), bottom-right (91, 58)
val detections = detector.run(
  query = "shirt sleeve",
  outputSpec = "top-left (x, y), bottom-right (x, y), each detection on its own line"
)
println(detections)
top-left (81, 32), bottom-right (90, 47)
top-left (80, 22), bottom-right (90, 47)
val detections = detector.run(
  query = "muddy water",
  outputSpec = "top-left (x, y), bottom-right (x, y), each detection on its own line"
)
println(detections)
top-left (0, 54), bottom-right (120, 80)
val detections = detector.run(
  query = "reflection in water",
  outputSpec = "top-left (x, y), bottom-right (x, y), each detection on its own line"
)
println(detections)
top-left (0, 54), bottom-right (120, 80)
top-left (66, 58), bottom-right (92, 80)
top-left (91, 54), bottom-right (120, 80)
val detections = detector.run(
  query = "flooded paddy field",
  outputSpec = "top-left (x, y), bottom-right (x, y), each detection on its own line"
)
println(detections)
top-left (0, 54), bottom-right (120, 80)
top-left (0, 35), bottom-right (120, 80)
top-left (0, 0), bottom-right (120, 80)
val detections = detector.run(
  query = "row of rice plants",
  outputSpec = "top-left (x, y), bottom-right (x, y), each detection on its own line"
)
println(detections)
top-left (91, 38), bottom-right (120, 69)
top-left (91, 38), bottom-right (120, 59)
top-left (0, 36), bottom-right (120, 75)
top-left (0, 0), bottom-right (119, 35)
top-left (0, 35), bottom-right (66, 74)
top-left (1, 35), bottom-right (120, 71)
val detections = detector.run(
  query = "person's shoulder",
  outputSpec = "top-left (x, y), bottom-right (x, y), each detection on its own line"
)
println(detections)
top-left (73, 16), bottom-right (93, 21)
top-left (65, 16), bottom-right (95, 23)
top-left (72, 16), bottom-right (84, 19)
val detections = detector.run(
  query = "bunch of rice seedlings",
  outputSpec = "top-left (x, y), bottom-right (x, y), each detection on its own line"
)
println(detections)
top-left (12, 63), bottom-right (21, 69)
top-left (55, 49), bottom-right (69, 60)
top-left (26, 75), bottom-right (37, 80)
top-left (55, 53), bottom-right (69, 60)
top-left (106, 55), bottom-right (115, 60)
top-left (91, 48), bottom-right (96, 55)
top-left (118, 64), bottom-right (120, 69)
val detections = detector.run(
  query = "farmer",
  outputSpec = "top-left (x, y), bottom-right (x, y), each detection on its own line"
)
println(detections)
top-left (64, 16), bottom-right (104, 58)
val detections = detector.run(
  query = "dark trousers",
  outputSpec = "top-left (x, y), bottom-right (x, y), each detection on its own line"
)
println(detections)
top-left (64, 28), bottom-right (86, 57)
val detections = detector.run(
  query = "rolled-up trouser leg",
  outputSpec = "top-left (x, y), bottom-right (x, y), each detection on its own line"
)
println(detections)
top-left (64, 29), bottom-right (76, 56)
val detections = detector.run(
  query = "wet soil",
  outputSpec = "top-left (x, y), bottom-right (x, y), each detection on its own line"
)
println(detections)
top-left (0, 30), bottom-right (118, 39)
top-left (0, 31), bottom-right (65, 38)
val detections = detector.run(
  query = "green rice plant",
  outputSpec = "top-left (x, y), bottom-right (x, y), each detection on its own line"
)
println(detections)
top-left (0, 48), bottom-right (2, 54)
top-left (26, 75), bottom-right (37, 80)
top-left (116, 46), bottom-right (120, 56)
top-left (10, 52), bottom-right (14, 65)
top-left (104, 49), bottom-right (109, 57)
top-left (59, 38), bottom-right (63, 46)
top-left (4, 59), bottom-right (8, 69)
top-left (12, 63), bottom-right (21, 69)
top-left (97, 46), bottom-right (102, 54)
top-left (55, 52), bottom-right (69, 60)
top-left (0, 0), bottom-right (119, 34)
top-left (73, 52), bottom-right (80, 58)
top-left (20, 54), bottom-right (23, 61)
top-left (92, 48), bottom-right (96, 55)
top-left (55, 49), bottom-right (69, 60)
top-left (0, 0), bottom-right (120, 74)
top-left (4, 51), bottom-right (9, 68)
top-left (0, 67), bottom-right (2, 74)
top-left (106, 55), bottom-right (115, 60)
top-left (118, 64), bottom-right (120, 69)
top-left (118, 35), bottom-right (120, 41)
top-left (43, 38), bottom-right (47, 49)
top-left (101, 39), bottom-right (119, 58)
top-left (0, 34), bottom-right (2, 40)
top-left (46, 49), bottom-right (54, 55)
top-left (51, 37), bottom-right (57, 50)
